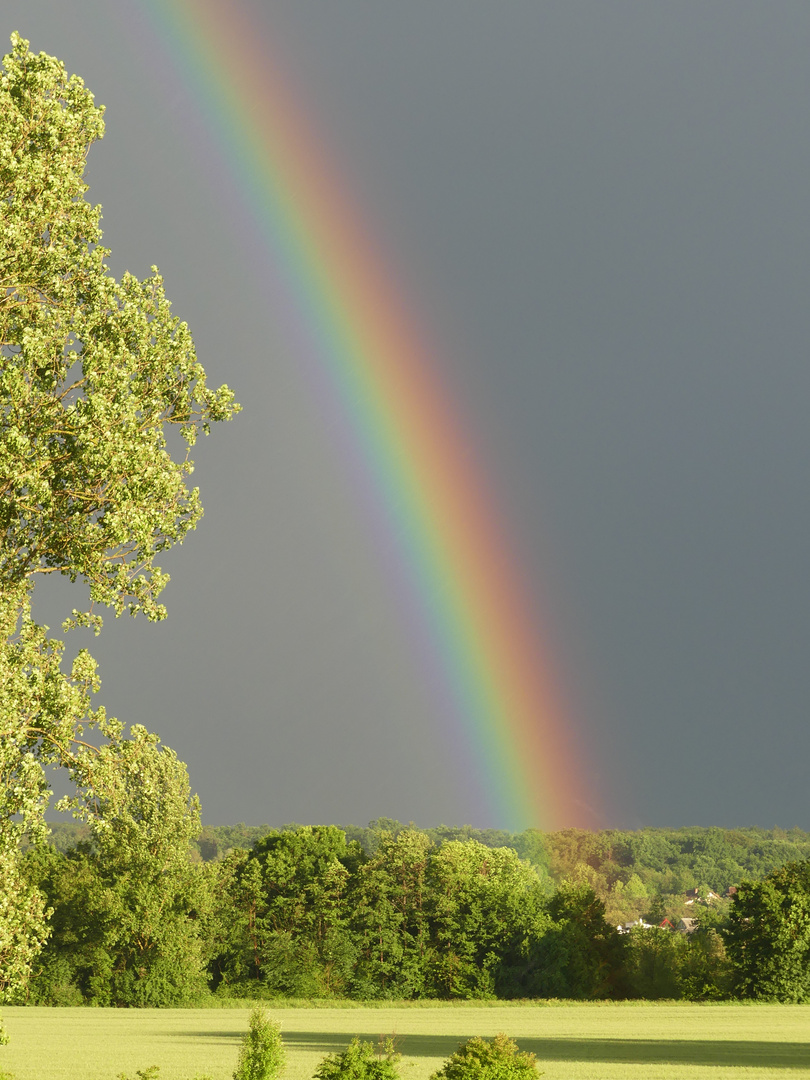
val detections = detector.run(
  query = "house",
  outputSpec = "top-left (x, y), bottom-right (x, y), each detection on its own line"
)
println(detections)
top-left (617, 919), bottom-right (657, 934)
top-left (684, 887), bottom-right (721, 906)
top-left (677, 917), bottom-right (698, 934)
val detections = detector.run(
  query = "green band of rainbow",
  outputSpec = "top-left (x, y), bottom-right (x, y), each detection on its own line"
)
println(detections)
top-left (136, 0), bottom-right (594, 830)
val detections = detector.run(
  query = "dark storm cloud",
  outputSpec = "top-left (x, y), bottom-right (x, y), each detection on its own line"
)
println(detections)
top-left (8, 1), bottom-right (810, 827)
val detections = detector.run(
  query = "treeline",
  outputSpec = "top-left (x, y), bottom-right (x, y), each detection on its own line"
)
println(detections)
top-left (44, 818), bottom-right (810, 912)
top-left (18, 821), bottom-right (810, 1007)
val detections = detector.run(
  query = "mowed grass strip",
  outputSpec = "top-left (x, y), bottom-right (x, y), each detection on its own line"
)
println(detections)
top-left (2, 1003), bottom-right (810, 1080)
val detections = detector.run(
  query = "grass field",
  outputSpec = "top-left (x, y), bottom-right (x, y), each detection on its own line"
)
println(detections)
top-left (2, 1002), bottom-right (810, 1080)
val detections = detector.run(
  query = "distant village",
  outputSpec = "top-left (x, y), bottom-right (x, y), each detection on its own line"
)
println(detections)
top-left (617, 885), bottom-right (737, 934)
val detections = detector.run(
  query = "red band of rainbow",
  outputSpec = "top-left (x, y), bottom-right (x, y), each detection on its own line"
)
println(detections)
top-left (135, 0), bottom-right (596, 830)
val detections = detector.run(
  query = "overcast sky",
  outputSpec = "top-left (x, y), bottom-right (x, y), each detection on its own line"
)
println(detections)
top-left (9, 1), bottom-right (810, 830)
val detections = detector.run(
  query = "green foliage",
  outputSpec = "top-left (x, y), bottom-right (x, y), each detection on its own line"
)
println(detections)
top-left (0, 31), bottom-right (238, 617)
top-left (0, 582), bottom-right (94, 1000)
top-left (20, 817), bottom-right (810, 1006)
top-left (232, 1008), bottom-right (285, 1080)
top-left (424, 840), bottom-right (550, 1000)
top-left (624, 927), bottom-right (687, 1000)
top-left (192, 824), bottom-right (275, 862)
top-left (545, 826), bottom-right (810, 926)
top-left (0, 848), bottom-right (51, 1004)
top-left (204, 829), bottom-right (558, 1003)
top-left (313, 1037), bottom-right (401, 1080)
top-left (527, 884), bottom-right (627, 999)
top-left (0, 28), bottom-right (237, 1010)
top-left (43, 819), bottom-right (810, 894)
top-left (210, 826), bottom-right (359, 998)
top-left (26, 728), bottom-right (208, 1006)
top-left (351, 830), bottom-right (433, 999)
top-left (676, 927), bottom-right (731, 1001)
top-left (726, 859), bottom-right (810, 1002)
top-left (429, 1033), bottom-right (540, 1080)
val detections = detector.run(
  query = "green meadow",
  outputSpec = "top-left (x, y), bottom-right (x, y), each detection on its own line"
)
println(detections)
top-left (2, 1002), bottom-right (810, 1080)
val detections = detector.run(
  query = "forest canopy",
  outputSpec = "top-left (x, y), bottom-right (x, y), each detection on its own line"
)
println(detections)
top-left (17, 820), bottom-right (810, 1007)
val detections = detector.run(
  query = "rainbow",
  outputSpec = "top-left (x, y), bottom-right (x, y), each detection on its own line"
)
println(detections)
top-left (133, 0), bottom-right (594, 830)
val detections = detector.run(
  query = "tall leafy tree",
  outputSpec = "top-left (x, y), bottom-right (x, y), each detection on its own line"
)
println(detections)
top-left (28, 725), bottom-right (208, 1006)
top-left (726, 860), bottom-right (810, 1002)
top-left (251, 825), bottom-right (358, 997)
top-left (0, 31), bottom-right (237, 1005)
top-left (425, 840), bottom-right (549, 999)
top-left (623, 925), bottom-right (687, 1000)
top-left (528, 883), bottom-right (627, 999)
top-left (211, 826), bottom-right (358, 998)
top-left (351, 829), bottom-right (433, 998)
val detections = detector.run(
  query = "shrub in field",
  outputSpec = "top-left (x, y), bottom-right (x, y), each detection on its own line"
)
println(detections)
top-left (429, 1033), bottom-right (540, 1080)
top-left (314, 1036), bottom-right (401, 1080)
top-left (233, 1008), bottom-right (285, 1080)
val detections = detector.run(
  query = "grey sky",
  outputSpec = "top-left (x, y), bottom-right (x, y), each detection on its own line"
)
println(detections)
top-left (8, 1), bottom-right (810, 829)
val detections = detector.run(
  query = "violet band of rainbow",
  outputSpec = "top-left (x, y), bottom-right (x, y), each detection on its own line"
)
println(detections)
top-left (136, 0), bottom-right (593, 830)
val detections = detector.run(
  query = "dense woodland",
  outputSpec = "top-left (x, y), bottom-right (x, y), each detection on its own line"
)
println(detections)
top-left (45, 817), bottom-right (810, 925)
top-left (16, 819), bottom-right (810, 1007)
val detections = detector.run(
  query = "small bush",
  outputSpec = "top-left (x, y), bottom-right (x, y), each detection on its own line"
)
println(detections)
top-left (233, 1007), bottom-right (285, 1080)
top-left (314, 1036), bottom-right (401, 1080)
top-left (429, 1033), bottom-right (540, 1080)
